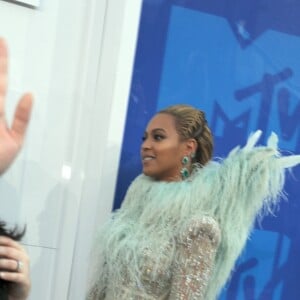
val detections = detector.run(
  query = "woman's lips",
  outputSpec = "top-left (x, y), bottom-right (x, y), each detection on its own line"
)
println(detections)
top-left (142, 156), bottom-right (155, 162)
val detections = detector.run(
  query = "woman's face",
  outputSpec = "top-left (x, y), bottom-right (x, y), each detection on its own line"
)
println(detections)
top-left (141, 113), bottom-right (190, 181)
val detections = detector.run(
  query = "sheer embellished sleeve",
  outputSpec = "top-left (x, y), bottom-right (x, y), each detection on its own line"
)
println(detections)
top-left (169, 216), bottom-right (221, 299)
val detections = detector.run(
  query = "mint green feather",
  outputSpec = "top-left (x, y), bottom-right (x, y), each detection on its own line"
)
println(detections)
top-left (88, 131), bottom-right (300, 299)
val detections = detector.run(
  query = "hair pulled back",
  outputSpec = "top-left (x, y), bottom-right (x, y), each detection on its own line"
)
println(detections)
top-left (159, 104), bottom-right (213, 166)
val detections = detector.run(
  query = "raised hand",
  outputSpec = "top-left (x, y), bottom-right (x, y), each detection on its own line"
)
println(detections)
top-left (0, 38), bottom-right (33, 175)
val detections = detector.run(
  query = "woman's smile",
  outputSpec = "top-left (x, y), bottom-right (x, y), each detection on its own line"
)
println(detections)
top-left (140, 113), bottom-right (190, 181)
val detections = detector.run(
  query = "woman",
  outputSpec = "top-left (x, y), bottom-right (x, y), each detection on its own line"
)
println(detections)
top-left (0, 38), bottom-right (32, 300)
top-left (87, 105), bottom-right (300, 299)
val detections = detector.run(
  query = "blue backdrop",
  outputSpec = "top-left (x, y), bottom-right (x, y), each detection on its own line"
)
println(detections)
top-left (114, 1), bottom-right (300, 299)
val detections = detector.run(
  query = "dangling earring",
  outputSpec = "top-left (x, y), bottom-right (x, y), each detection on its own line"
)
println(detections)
top-left (180, 156), bottom-right (190, 179)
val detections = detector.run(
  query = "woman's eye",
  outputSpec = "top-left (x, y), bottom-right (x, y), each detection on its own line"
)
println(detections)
top-left (154, 134), bottom-right (164, 141)
top-left (141, 136), bottom-right (146, 141)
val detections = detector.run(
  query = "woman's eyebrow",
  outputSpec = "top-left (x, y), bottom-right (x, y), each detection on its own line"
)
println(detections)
top-left (151, 128), bottom-right (167, 133)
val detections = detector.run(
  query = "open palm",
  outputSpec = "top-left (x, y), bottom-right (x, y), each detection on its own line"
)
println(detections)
top-left (0, 38), bottom-right (33, 175)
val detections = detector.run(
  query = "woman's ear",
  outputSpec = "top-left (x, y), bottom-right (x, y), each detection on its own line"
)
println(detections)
top-left (185, 138), bottom-right (197, 155)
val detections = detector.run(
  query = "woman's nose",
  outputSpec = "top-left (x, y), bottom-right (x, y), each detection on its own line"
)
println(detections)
top-left (141, 138), bottom-right (151, 150)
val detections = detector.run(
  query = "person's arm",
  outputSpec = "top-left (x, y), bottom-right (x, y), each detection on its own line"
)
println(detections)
top-left (198, 131), bottom-right (300, 299)
top-left (210, 130), bottom-right (300, 227)
top-left (0, 236), bottom-right (30, 300)
top-left (0, 38), bottom-right (33, 175)
top-left (169, 216), bottom-right (221, 299)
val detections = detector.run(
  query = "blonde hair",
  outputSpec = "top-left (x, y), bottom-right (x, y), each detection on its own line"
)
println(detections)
top-left (159, 104), bottom-right (213, 166)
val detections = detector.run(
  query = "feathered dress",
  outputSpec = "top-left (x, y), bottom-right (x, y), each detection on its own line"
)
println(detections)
top-left (87, 131), bottom-right (300, 300)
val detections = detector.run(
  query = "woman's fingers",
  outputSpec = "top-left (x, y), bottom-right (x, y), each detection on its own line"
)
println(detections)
top-left (0, 236), bottom-right (24, 250)
top-left (0, 236), bottom-right (30, 277)
top-left (0, 236), bottom-right (31, 299)
top-left (0, 258), bottom-right (20, 272)
top-left (0, 37), bottom-right (8, 124)
top-left (0, 270), bottom-right (28, 284)
top-left (11, 93), bottom-right (33, 145)
top-left (0, 37), bottom-right (33, 146)
top-left (0, 37), bottom-right (33, 175)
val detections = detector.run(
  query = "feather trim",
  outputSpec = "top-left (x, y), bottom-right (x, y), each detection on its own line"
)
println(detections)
top-left (87, 131), bottom-right (300, 300)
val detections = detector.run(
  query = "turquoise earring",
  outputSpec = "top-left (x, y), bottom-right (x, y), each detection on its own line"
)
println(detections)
top-left (180, 156), bottom-right (190, 179)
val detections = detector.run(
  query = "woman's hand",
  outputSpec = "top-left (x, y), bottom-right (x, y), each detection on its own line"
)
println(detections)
top-left (0, 236), bottom-right (30, 300)
top-left (0, 38), bottom-right (33, 175)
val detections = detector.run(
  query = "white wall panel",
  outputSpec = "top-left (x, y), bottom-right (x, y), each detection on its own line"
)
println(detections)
top-left (0, 0), bottom-right (142, 298)
top-left (27, 246), bottom-right (56, 299)
top-left (67, 0), bottom-right (142, 298)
